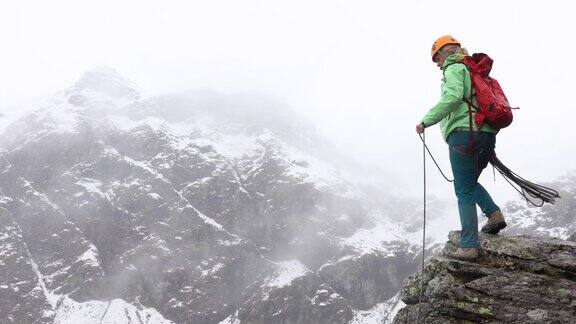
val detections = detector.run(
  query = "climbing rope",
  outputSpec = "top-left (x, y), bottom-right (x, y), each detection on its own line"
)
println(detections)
top-left (417, 133), bottom-right (453, 182)
top-left (417, 133), bottom-right (559, 206)
top-left (415, 132), bottom-right (427, 324)
top-left (490, 155), bottom-right (560, 206)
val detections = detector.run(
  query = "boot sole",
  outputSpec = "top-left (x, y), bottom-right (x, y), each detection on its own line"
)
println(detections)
top-left (481, 221), bottom-right (507, 235)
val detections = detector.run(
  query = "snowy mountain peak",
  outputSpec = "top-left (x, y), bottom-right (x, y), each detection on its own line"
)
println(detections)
top-left (70, 67), bottom-right (141, 102)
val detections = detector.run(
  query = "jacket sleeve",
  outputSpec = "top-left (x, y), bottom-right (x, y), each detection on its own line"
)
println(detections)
top-left (421, 64), bottom-right (466, 127)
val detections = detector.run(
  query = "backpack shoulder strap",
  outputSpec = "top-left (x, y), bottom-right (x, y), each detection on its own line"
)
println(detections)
top-left (443, 61), bottom-right (477, 106)
top-left (444, 58), bottom-right (479, 139)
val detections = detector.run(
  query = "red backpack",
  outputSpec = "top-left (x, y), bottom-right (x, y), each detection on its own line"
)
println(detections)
top-left (459, 53), bottom-right (516, 130)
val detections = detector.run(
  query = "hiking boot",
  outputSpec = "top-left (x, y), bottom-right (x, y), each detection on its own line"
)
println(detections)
top-left (481, 210), bottom-right (507, 234)
top-left (449, 247), bottom-right (479, 261)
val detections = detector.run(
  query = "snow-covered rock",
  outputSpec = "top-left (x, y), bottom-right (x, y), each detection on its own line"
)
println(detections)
top-left (54, 297), bottom-right (172, 324)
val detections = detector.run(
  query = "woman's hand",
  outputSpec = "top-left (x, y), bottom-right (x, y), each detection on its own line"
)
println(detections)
top-left (416, 123), bottom-right (425, 134)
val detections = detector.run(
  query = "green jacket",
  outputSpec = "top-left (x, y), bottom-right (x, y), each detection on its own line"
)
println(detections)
top-left (421, 53), bottom-right (497, 142)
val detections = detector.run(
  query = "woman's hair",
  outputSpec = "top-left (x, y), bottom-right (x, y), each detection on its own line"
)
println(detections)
top-left (439, 44), bottom-right (462, 57)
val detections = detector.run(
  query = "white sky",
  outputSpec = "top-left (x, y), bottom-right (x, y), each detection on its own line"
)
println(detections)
top-left (1, 0), bottom-right (574, 203)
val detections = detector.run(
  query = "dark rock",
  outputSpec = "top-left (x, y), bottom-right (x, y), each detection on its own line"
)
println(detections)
top-left (319, 243), bottom-right (419, 310)
top-left (393, 231), bottom-right (576, 323)
top-left (0, 208), bottom-right (54, 323)
top-left (238, 272), bottom-right (354, 324)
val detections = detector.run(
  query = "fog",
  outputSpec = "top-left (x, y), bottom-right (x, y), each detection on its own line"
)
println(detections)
top-left (1, 0), bottom-right (575, 205)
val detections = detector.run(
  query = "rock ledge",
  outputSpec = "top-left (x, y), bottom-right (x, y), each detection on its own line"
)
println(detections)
top-left (393, 231), bottom-right (576, 323)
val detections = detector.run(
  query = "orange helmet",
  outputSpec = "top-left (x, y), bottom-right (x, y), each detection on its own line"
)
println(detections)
top-left (431, 35), bottom-right (460, 61)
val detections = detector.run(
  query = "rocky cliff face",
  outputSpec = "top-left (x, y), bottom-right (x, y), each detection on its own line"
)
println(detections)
top-left (0, 68), bottom-right (435, 323)
top-left (393, 231), bottom-right (576, 323)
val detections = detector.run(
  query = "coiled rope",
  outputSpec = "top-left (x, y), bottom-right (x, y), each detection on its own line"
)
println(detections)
top-left (490, 155), bottom-right (560, 206)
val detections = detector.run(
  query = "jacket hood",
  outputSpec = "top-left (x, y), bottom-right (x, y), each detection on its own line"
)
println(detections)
top-left (442, 53), bottom-right (467, 69)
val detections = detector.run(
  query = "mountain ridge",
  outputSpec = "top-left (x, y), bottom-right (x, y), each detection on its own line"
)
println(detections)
top-left (0, 68), bottom-right (429, 323)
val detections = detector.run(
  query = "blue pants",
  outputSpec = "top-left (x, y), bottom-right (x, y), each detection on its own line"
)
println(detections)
top-left (448, 131), bottom-right (500, 248)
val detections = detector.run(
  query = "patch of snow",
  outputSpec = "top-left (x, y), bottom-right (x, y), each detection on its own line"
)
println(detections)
top-left (17, 103), bottom-right (82, 136)
top-left (184, 177), bottom-right (213, 190)
top-left (341, 220), bottom-right (403, 256)
top-left (134, 233), bottom-right (172, 256)
top-left (49, 105), bottom-right (82, 134)
top-left (186, 204), bottom-right (225, 230)
top-left (201, 263), bottom-right (224, 277)
top-left (317, 254), bottom-right (357, 272)
top-left (535, 226), bottom-right (569, 238)
top-left (219, 310), bottom-right (241, 324)
top-left (350, 293), bottom-right (405, 324)
top-left (54, 297), bottom-right (173, 324)
top-left (503, 199), bottom-right (573, 239)
top-left (75, 178), bottom-right (104, 197)
top-left (505, 203), bottom-right (542, 229)
top-left (217, 239), bottom-right (240, 246)
top-left (109, 179), bottom-right (141, 189)
top-left (123, 156), bottom-right (168, 181)
top-left (70, 67), bottom-right (141, 102)
top-left (102, 145), bottom-right (120, 156)
top-left (77, 244), bottom-right (100, 267)
top-left (21, 178), bottom-right (62, 212)
top-left (286, 155), bottom-right (352, 194)
top-left (340, 204), bottom-right (457, 258)
top-left (266, 260), bottom-right (310, 288)
top-left (105, 115), bottom-right (167, 133)
top-left (44, 265), bottom-right (72, 284)
top-left (29, 256), bottom-right (61, 308)
top-left (209, 130), bottom-right (262, 159)
top-left (148, 193), bottom-right (162, 200)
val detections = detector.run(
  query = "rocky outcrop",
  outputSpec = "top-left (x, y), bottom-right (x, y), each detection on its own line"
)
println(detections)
top-left (393, 231), bottom-right (576, 323)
